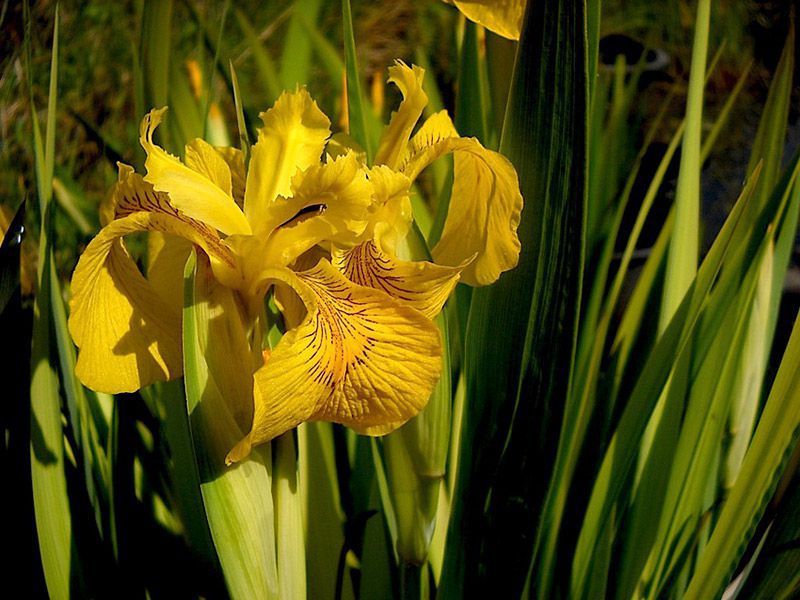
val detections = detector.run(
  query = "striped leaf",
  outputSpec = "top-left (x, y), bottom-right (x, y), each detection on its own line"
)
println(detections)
top-left (441, 1), bottom-right (588, 596)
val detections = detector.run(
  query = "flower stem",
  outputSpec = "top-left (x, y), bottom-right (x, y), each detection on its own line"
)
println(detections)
top-left (399, 561), bottom-right (423, 600)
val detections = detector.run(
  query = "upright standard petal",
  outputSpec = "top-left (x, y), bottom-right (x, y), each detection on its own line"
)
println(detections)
top-left (185, 138), bottom-right (234, 196)
top-left (450, 0), bottom-right (525, 40)
top-left (333, 240), bottom-right (463, 319)
top-left (374, 62), bottom-right (428, 169)
top-left (402, 111), bottom-right (523, 286)
top-left (226, 260), bottom-right (441, 464)
top-left (69, 167), bottom-right (238, 393)
top-left (365, 166), bottom-right (413, 254)
top-left (244, 89), bottom-right (331, 233)
top-left (214, 146), bottom-right (246, 206)
top-left (140, 108), bottom-right (251, 235)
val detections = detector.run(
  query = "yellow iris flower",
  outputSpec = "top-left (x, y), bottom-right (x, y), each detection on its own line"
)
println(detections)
top-left (445, 0), bottom-right (526, 40)
top-left (68, 61), bottom-right (521, 464)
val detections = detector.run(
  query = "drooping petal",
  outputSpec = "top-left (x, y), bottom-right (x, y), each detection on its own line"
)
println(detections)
top-left (260, 152), bottom-right (373, 268)
top-left (111, 164), bottom-right (238, 273)
top-left (140, 108), bottom-right (251, 235)
top-left (69, 224), bottom-right (182, 394)
top-left (450, 0), bottom-right (525, 40)
top-left (226, 260), bottom-right (441, 464)
top-left (333, 240), bottom-right (462, 319)
top-left (374, 61), bottom-right (428, 169)
top-left (244, 89), bottom-right (331, 233)
top-left (402, 110), bottom-right (459, 167)
top-left (112, 164), bottom-right (240, 282)
top-left (402, 111), bottom-right (523, 286)
top-left (69, 167), bottom-right (238, 394)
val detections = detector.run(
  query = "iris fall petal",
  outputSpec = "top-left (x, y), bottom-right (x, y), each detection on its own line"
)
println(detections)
top-left (69, 166), bottom-right (237, 393)
top-left (226, 260), bottom-right (441, 463)
top-left (333, 240), bottom-right (463, 319)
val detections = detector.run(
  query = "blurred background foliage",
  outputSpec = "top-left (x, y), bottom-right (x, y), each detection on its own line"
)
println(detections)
top-left (2, 0), bottom-right (798, 289)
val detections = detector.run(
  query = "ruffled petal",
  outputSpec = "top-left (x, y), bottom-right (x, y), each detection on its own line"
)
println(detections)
top-left (402, 111), bottom-right (522, 286)
top-left (69, 167), bottom-right (238, 393)
top-left (260, 152), bottom-right (372, 268)
top-left (326, 132), bottom-right (367, 164)
top-left (374, 61), bottom-right (428, 169)
top-left (451, 0), bottom-right (525, 40)
top-left (140, 108), bottom-right (251, 235)
top-left (226, 260), bottom-right (441, 463)
top-left (244, 89), bottom-right (331, 233)
top-left (333, 240), bottom-right (462, 319)
top-left (214, 146), bottom-right (246, 206)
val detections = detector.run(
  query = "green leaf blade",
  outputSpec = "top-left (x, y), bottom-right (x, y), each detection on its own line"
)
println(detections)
top-left (441, 1), bottom-right (588, 596)
top-left (342, 0), bottom-right (373, 162)
top-left (182, 252), bottom-right (280, 600)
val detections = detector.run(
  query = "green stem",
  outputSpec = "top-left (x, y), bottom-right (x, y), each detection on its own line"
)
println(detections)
top-left (399, 561), bottom-right (422, 600)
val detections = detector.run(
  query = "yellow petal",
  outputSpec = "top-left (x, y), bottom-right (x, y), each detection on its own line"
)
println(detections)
top-left (214, 146), bottom-right (246, 206)
top-left (111, 164), bottom-right (239, 283)
top-left (148, 231), bottom-right (193, 318)
top-left (150, 139), bottom-right (233, 301)
top-left (261, 152), bottom-right (372, 268)
top-left (244, 90), bottom-right (331, 233)
top-left (402, 110), bottom-right (458, 165)
top-left (273, 246), bottom-right (329, 329)
top-left (69, 169), bottom-right (239, 394)
top-left (451, 0), bottom-right (525, 40)
top-left (326, 132), bottom-right (367, 164)
top-left (402, 111), bottom-right (522, 286)
top-left (333, 240), bottom-right (462, 319)
top-left (140, 108), bottom-right (251, 235)
top-left (374, 61), bottom-right (428, 169)
top-left (185, 138), bottom-right (233, 197)
top-left (69, 218), bottom-right (183, 394)
top-left (226, 260), bottom-right (441, 463)
top-left (366, 166), bottom-right (413, 254)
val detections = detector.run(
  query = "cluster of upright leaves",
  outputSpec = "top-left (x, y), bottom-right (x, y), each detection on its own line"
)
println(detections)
top-left (440, 1), bottom-right (800, 600)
